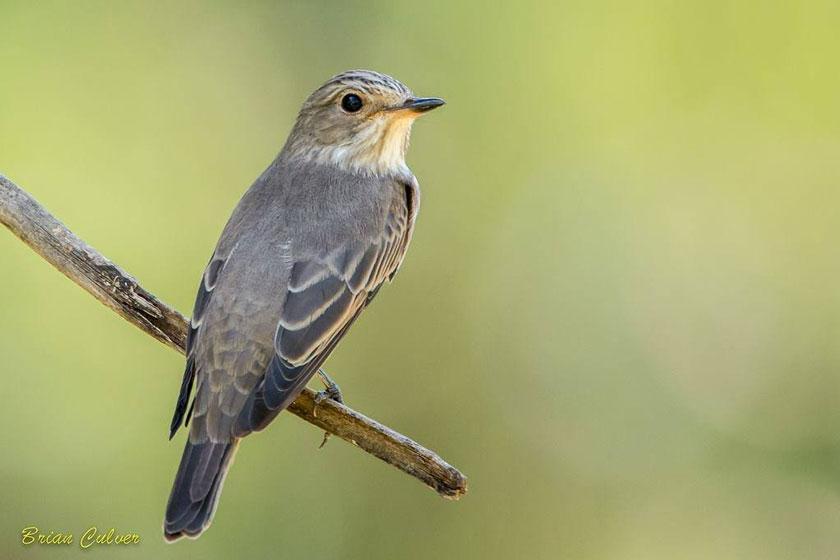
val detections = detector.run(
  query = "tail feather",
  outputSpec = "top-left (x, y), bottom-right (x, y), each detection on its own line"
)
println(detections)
top-left (164, 439), bottom-right (239, 542)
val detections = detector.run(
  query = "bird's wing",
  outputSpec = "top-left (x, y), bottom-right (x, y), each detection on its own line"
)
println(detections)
top-left (235, 190), bottom-right (414, 434)
top-left (169, 248), bottom-right (235, 438)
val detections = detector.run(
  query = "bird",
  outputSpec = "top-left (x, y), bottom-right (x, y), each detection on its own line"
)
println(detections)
top-left (163, 70), bottom-right (444, 541)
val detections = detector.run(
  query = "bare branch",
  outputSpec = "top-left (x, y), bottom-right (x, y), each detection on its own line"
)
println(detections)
top-left (0, 174), bottom-right (467, 500)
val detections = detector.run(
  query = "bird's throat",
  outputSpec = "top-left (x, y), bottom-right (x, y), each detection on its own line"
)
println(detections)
top-left (302, 115), bottom-right (414, 177)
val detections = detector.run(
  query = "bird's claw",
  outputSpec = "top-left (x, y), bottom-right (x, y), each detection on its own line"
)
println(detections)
top-left (313, 383), bottom-right (343, 407)
top-left (314, 369), bottom-right (343, 408)
top-left (314, 369), bottom-right (344, 448)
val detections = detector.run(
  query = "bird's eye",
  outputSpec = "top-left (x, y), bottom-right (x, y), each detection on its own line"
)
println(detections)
top-left (341, 93), bottom-right (364, 113)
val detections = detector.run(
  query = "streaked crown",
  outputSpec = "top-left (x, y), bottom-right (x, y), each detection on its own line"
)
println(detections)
top-left (306, 70), bottom-right (413, 108)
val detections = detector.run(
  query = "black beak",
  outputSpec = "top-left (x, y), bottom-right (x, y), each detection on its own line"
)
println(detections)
top-left (398, 97), bottom-right (446, 113)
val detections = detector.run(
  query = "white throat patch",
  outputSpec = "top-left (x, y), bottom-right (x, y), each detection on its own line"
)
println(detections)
top-left (316, 114), bottom-right (415, 176)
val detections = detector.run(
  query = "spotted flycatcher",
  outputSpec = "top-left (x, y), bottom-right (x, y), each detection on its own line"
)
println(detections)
top-left (164, 70), bottom-right (444, 541)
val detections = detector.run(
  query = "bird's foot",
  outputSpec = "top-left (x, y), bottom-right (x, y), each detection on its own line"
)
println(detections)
top-left (314, 369), bottom-right (343, 406)
top-left (314, 369), bottom-right (344, 449)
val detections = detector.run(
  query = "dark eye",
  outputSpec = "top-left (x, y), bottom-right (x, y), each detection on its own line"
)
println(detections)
top-left (341, 93), bottom-right (363, 113)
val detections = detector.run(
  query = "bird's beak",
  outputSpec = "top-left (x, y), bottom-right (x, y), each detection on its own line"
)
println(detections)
top-left (393, 97), bottom-right (446, 114)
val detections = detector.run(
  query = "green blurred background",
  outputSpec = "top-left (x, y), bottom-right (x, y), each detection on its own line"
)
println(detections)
top-left (2, 1), bottom-right (839, 558)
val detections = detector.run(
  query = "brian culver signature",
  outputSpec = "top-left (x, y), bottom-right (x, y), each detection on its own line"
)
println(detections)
top-left (21, 526), bottom-right (141, 548)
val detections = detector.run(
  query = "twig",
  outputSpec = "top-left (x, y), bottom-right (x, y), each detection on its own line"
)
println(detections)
top-left (0, 174), bottom-right (467, 500)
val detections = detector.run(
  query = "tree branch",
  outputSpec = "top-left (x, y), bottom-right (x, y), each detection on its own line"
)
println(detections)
top-left (0, 174), bottom-right (467, 500)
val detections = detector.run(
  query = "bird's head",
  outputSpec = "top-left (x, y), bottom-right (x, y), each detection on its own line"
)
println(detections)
top-left (283, 70), bottom-right (444, 176)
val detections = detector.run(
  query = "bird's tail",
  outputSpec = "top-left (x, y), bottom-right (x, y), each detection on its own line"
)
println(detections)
top-left (163, 438), bottom-right (239, 542)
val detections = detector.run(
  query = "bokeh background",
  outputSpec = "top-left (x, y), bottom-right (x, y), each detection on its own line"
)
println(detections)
top-left (2, 1), bottom-right (839, 558)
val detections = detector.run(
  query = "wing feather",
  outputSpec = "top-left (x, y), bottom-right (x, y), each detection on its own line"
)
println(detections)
top-left (239, 185), bottom-right (415, 431)
top-left (169, 250), bottom-right (233, 438)
top-left (178, 176), bottom-right (419, 441)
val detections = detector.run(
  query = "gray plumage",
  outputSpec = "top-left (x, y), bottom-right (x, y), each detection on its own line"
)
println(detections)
top-left (163, 70), bottom-right (441, 541)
